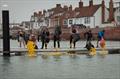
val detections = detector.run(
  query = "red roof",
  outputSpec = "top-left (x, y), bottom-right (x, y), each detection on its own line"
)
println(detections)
top-left (75, 4), bottom-right (101, 17)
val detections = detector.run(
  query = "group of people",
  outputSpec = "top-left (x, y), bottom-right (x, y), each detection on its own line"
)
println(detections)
top-left (17, 26), bottom-right (105, 50)
top-left (17, 26), bottom-right (62, 49)
top-left (39, 26), bottom-right (62, 49)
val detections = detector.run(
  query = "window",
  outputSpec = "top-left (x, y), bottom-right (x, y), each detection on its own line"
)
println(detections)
top-left (84, 17), bottom-right (90, 24)
top-left (119, 8), bottom-right (120, 12)
top-left (64, 20), bottom-right (68, 25)
top-left (69, 20), bottom-right (73, 24)
top-left (117, 16), bottom-right (120, 22)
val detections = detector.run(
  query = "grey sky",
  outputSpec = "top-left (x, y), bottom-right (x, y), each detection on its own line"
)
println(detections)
top-left (0, 0), bottom-right (120, 23)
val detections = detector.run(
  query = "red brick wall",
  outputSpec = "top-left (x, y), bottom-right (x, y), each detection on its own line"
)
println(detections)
top-left (48, 27), bottom-right (120, 41)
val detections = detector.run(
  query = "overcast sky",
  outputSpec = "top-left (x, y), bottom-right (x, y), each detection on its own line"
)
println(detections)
top-left (0, 0), bottom-right (120, 23)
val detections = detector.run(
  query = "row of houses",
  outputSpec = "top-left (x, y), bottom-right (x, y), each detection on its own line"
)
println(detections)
top-left (22, 0), bottom-right (120, 29)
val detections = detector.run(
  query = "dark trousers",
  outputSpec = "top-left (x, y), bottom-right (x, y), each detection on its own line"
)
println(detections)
top-left (41, 39), bottom-right (45, 49)
top-left (70, 35), bottom-right (76, 48)
top-left (85, 38), bottom-right (92, 47)
top-left (54, 39), bottom-right (60, 48)
top-left (70, 40), bottom-right (76, 48)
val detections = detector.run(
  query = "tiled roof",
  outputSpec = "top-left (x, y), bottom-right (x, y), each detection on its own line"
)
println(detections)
top-left (75, 4), bottom-right (101, 17)
top-left (50, 7), bottom-right (64, 18)
top-left (62, 10), bottom-right (76, 19)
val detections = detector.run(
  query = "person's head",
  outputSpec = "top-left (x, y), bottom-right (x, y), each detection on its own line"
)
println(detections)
top-left (89, 30), bottom-right (91, 33)
top-left (72, 29), bottom-right (76, 33)
top-left (29, 34), bottom-right (36, 42)
top-left (102, 29), bottom-right (105, 33)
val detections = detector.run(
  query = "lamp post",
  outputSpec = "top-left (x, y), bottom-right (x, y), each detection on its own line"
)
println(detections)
top-left (2, 4), bottom-right (10, 56)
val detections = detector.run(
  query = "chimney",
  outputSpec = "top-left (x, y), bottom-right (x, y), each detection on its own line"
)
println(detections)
top-left (79, 0), bottom-right (83, 8)
top-left (43, 10), bottom-right (46, 15)
top-left (64, 5), bottom-right (68, 11)
top-left (89, 0), bottom-right (93, 7)
top-left (108, 0), bottom-right (114, 22)
top-left (102, 0), bottom-right (105, 23)
top-left (69, 5), bottom-right (72, 11)
top-left (34, 12), bottom-right (37, 17)
top-left (56, 4), bottom-right (61, 8)
top-left (38, 11), bottom-right (42, 16)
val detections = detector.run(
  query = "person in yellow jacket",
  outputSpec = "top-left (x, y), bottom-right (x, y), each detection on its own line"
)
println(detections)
top-left (27, 34), bottom-right (37, 56)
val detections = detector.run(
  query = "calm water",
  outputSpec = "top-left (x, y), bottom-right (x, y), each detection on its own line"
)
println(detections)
top-left (0, 54), bottom-right (120, 79)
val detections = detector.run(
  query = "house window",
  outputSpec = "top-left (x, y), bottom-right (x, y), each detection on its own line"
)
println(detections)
top-left (64, 20), bottom-right (68, 25)
top-left (117, 16), bottom-right (120, 22)
top-left (69, 20), bottom-right (73, 24)
top-left (84, 17), bottom-right (90, 24)
top-left (119, 8), bottom-right (120, 12)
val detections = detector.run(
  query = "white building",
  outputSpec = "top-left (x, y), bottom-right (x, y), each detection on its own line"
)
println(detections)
top-left (114, 7), bottom-right (120, 25)
top-left (67, 0), bottom-right (109, 28)
top-left (30, 11), bottom-right (48, 29)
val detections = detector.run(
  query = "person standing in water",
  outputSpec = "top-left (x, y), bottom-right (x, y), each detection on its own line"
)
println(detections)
top-left (27, 34), bottom-right (37, 56)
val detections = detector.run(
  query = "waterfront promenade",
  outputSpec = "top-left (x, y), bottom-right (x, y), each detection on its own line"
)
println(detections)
top-left (0, 39), bottom-right (120, 54)
top-left (0, 39), bottom-right (120, 48)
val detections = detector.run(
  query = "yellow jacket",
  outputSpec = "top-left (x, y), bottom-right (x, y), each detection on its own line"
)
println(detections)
top-left (27, 40), bottom-right (36, 56)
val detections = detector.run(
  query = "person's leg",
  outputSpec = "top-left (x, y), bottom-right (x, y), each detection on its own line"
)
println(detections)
top-left (70, 38), bottom-right (72, 48)
top-left (41, 40), bottom-right (44, 49)
top-left (73, 42), bottom-right (76, 48)
top-left (70, 43), bottom-right (72, 48)
top-left (96, 38), bottom-right (99, 48)
top-left (19, 37), bottom-right (22, 47)
top-left (45, 43), bottom-right (47, 49)
top-left (23, 40), bottom-right (26, 48)
top-left (54, 39), bottom-right (56, 48)
top-left (85, 40), bottom-right (88, 48)
top-left (57, 40), bottom-right (60, 48)
top-left (20, 41), bottom-right (21, 47)
top-left (85, 38), bottom-right (89, 48)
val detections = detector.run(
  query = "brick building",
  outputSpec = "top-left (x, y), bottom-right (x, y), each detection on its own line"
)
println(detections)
top-left (30, 0), bottom-right (116, 29)
top-left (48, 0), bottom-right (111, 28)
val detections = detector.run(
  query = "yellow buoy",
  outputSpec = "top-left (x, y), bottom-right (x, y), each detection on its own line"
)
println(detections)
top-left (89, 47), bottom-right (96, 56)
top-left (99, 50), bottom-right (108, 55)
top-left (48, 52), bottom-right (62, 56)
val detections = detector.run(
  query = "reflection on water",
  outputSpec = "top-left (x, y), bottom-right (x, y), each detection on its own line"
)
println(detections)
top-left (0, 54), bottom-right (120, 79)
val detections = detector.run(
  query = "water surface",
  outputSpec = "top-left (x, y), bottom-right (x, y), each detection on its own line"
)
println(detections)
top-left (0, 54), bottom-right (120, 79)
